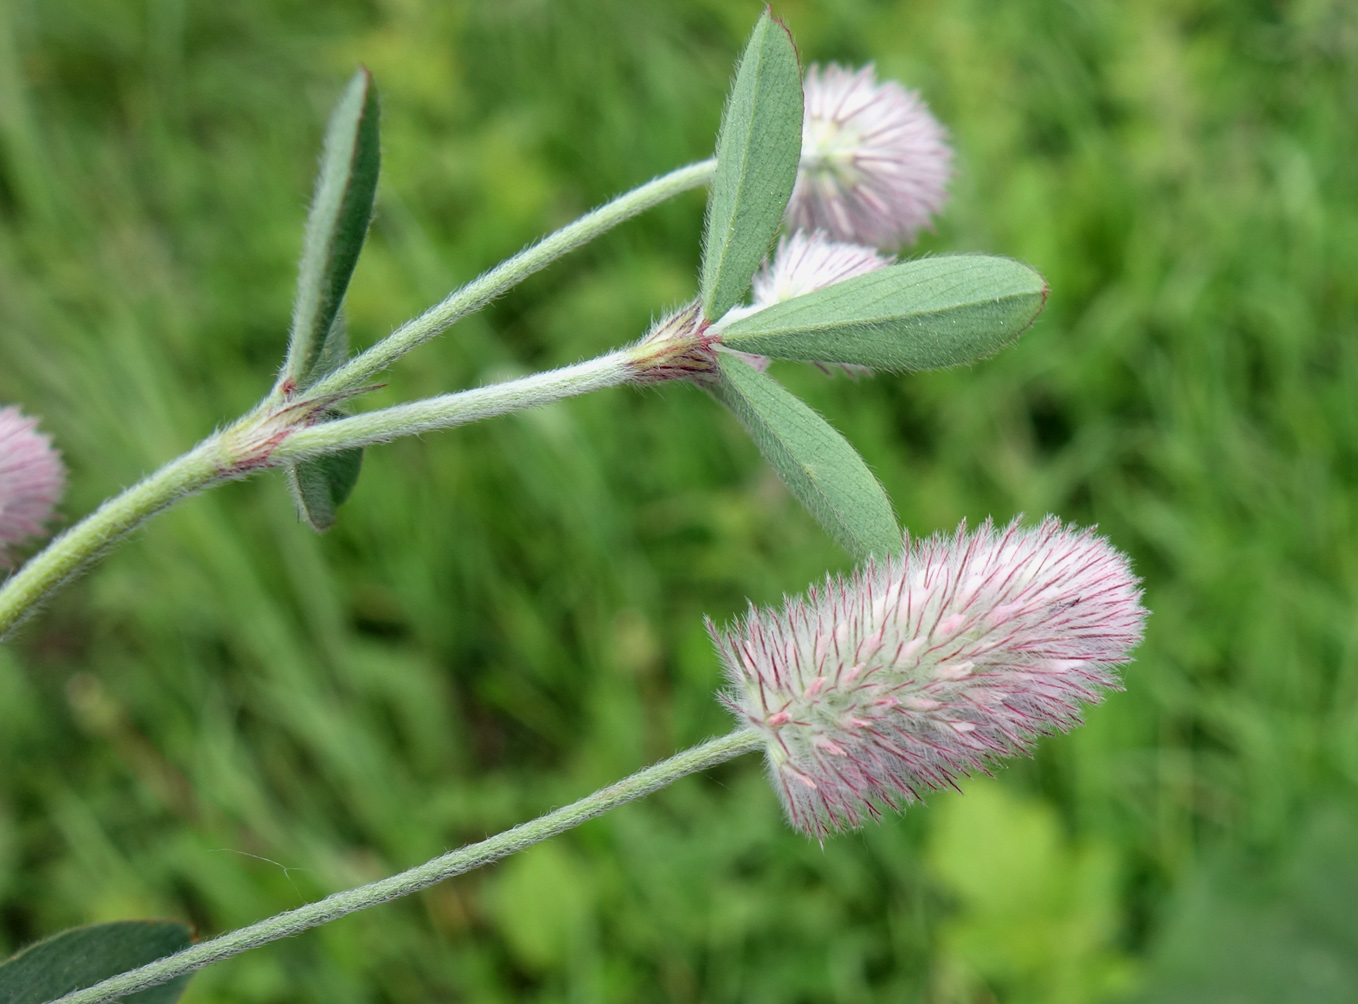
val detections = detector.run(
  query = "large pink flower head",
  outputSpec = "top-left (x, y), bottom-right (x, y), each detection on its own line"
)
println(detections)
top-left (789, 63), bottom-right (952, 250)
top-left (0, 405), bottom-right (65, 563)
top-left (710, 517), bottom-right (1146, 838)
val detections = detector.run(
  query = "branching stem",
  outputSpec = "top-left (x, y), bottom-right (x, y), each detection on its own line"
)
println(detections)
top-left (305, 158), bottom-right (715, 398)
top-left (274, 351), bottom-right (633, 461)
top-left (0, 160), bottom-right (716, 636)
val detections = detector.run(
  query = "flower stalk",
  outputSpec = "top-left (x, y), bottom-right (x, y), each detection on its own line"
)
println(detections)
top-left (45, 729), bottom-right (763, 1004)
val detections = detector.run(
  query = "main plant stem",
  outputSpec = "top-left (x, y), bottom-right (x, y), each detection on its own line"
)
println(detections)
top-left (49, 729), bottom-right (763, 1004)
top-left (0, 353), bottom-right (632, 637)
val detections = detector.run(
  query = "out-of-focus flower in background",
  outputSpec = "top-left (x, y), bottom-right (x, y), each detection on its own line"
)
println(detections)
top-left (790, 63), bottom-right (952, 250)
top-left (714, 229), bottom-right (894, 374)
top-left (0, 405), bottom-right (65, 564)
top-left (750, 230), bottom-right (895, 309)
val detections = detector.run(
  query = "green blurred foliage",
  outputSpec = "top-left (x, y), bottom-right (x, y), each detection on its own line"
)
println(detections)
top-left (1133, 805), bottom-right (1358, 1004)
top-left (0, 0), bottom-right (1356, 1001)
top-left (926, 781), bottom-right (1133, 1003)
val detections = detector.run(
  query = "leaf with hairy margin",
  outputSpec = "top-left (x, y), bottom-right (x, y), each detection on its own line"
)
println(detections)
top-left (282, 67), bottom-right (380, 389)
top-left (700, 11), bottom-right (802, 321)
top-left (713, 353), bottom-right (899, 559)
top-left (721, 255), bottom-right (1047, 370)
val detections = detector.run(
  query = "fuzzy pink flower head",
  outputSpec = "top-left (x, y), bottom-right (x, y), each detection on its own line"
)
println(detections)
top-left (789, 63), bottom-right (952, 250)
top-left (0, 405), bottom-right (65, 563)
top-left (710, 517), bottom-right (1146, 838)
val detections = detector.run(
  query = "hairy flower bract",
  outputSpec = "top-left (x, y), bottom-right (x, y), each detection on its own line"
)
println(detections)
top-left (710, 517), bottom-right (1147, 837)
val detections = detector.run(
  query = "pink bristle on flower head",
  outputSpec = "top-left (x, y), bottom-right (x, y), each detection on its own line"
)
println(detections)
top-left (710, 517), bottom-right (1147, 838)
top-left (0, 406), bottom-right (65, 563)
top-left (789, 64), bottom-right (952, 250)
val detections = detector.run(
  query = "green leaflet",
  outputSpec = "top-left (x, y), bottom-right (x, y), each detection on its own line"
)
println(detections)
top-left (713, 353), bottom-right (899, 560)
top-left (282, 67), bottom-right (380, 390)
top-left (287, 411), bottom-right (364, 532)
top-left (280, 67), bottom-right (378, 531)
top-left (699, 11), bottom-right (802, 322)
top-left (0, 921), bottom-right (193, 1004)
top-left (285, 312), bottom-right (365, 531)
top-left (721, 255), bottom-right (1048, 370)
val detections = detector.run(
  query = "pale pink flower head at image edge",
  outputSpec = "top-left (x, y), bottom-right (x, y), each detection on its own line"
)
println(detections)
top-left (789, 63), bottom-right (952, 250)
top-left (0, 406), bottom-right (65, 563)
top-left (710, 517), bottom-right (1147, 838)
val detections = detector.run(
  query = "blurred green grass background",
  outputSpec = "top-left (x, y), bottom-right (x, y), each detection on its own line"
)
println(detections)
top-left (2, 0), bottom-right (1357, 1001)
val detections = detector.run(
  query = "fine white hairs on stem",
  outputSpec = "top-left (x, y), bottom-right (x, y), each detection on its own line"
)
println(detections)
top-left (710, 517), bottom-right (1147, 838)
top-left (0, 405), bottom-right (65, 565)
top-left (790, 63), bottom-right (952, 250)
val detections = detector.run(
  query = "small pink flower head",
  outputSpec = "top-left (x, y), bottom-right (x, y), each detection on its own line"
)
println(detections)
top-left (789, 63), bottom-right (952, 250)
top-left (710, 517), bottom-right (1146, 838)
top-left (0, 405), bottom-right (65, 564)
top-left (751, 230), bottom-right (894, 308)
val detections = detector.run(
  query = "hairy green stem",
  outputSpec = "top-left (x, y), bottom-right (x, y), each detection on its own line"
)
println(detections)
top-left (47, 729), bottom-right (763, 1004)
top-left (306, 158), bottom-right (715, 398)
top-left (0, 441), bottom-right (225, 638)
top-left (0, 352), bottom-right (635, 636)
top-left (275, 351), bottom-right (632, 461)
